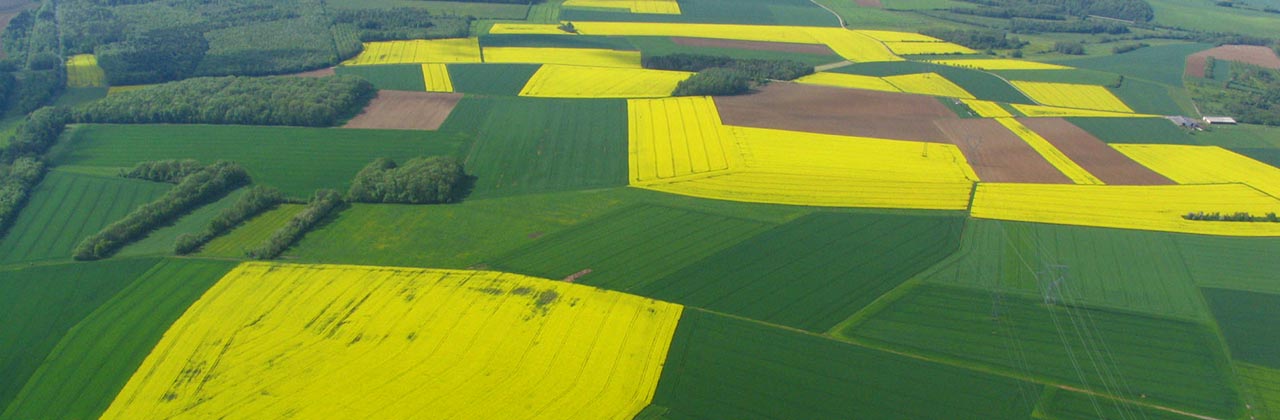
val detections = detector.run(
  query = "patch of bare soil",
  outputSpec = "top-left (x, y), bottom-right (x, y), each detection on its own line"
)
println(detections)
top-left (934, 118), bottom-right (1073, 184)
top-left (855, 0), bottom-right (883, 7)
top-left (671, 37), bottom-right (836, 55)
top-left (1184, 54), bottom-right (1207, 78)
top-left (714, 82), bottom-right (957, 143)
top-left (288, 67), bottom-right (336, 78)
top-left (1191, 45), bottom-right (1280, 70)
top-left (1019, 118), bottom-right (1174, 185)
top-left (342, 91), bottom-right (463, 131)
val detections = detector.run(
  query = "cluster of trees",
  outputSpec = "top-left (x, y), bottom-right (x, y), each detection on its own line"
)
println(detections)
top-left (644, 54), bottom-right (812, 96)
top-left (246, 189), bottom-right (343, 260)
top-left (1053, 41), bottom-right (1087, 54)
top-left (0, 157), bottom-right (44, 237)
top-left (74, 162), bottom-right (250, 260)
top-left (73, 76), bottom-right (375, 127)
top-left (96, 28), bottom-right (209, 85)
top-left (953, 0), bottom-right (1154, 22)
top-left (332, 8), bottom-right (471, 41)
top-left (175, 185), bottom-right (286, 255)
top-left (120, 160), bottom-right (207, 183)
top-left (1, 107), bottom-right (71, 163)
top-left (673, 68), bottom-right (751, 96)
top-left (1111, 42), bottom-right (1149, 54)
top-left (1009, 17), bottom-right (1129, 34)
top-left (1184, 211), bottom-right (1280, 222)
top-left (0, 1), bottom-right (65, 116)
top-left (919, 28), bottom-right (1028, 50)
top-left (348, 157), bottom-right (469, 204)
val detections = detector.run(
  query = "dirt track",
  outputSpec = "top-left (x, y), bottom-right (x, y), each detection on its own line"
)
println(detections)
top-left (1019, 118), bottom-right (1174, 185)
top-left (934, 119), bottom-right (1072, 184)
top-left (671, 37), bottom-right (835, 55)
top-left (342, 91), bottom-right (462, 131)
top-left (714, 83), bottom-right (956, 143)
top-left (1186, 45), bottom-right (1280, 78)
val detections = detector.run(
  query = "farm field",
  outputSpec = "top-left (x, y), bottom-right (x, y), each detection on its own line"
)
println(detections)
top-left (1113, 144), bottom-right (1280, 196)
top-left (1237, 363), bottom-right (1280, 420)
top-left (114, 188), bottom-right (248, 258)
top-left (841, 283), bottom-right (1242, 419)
top-left (1176, 235), bottom-right (1280, 293)
top-left (562, 0), bottom-right (681, 14)
top-left (994, 117), bottom-right (1103, 184)
top-left (933, 118), bottom-right (1073, 183)
top-left (100, 263), bottom-right (683, 419)
top-left (714, 83), bottom-right (958, 142)
top-left (482, 47), bottom-right (642, 67)
top-left (830, 61), bottom-right (1034, 104)
top-left (1010, 81), bottom-right (1134, 113)
top-left (1066, 117), bottom-right (1197, 144)
top-left (1055, 43), bottom-right (1210, 87)
top-left (341, 91), bottom-right (462, 130)
top-left (333, 64), bottom-right (427, 91)
top-left (1018, 118), bottom-right (1173, 185)
top-left (1, 259), bottom-right (235, 420)
top-left (559, 0), bottom-right (840, 26)
top-left (342, 39), bottom-right (482, 65)
top-left (196, 204), bottom-right (305, 259)
top-left (1034, 388), bottom-right (1202, 420)
top-left (929, 58), bottom-right (1071, 70)
top-left (518, 65), bottom-right (692, 98)
top-left (445, 63), bottom-right (541, 95)
top-left (50, 124), bottom-right (471, 198)
top-left (64, 54), bottom-right (105, 88)
top-left (0, 171), bottom-right (170, 264)
top-left (1201, 288), bottom-right (1280, 368)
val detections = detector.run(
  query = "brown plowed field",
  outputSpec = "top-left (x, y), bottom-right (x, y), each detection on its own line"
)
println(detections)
top-left (1187, 45), bottom-right (1280, 78)
top-left (934, 119), bottom-right (1072, 184)
top-left (856, 0), bottom-right (883, 7)
top-left (671, 37), bottom-right (835, 55)
top-left (714, 83), bottom-right (955, 143)
top-left (342, 91), bottom-right (462, 131)
top-left (289, 67), bottom-right (336, 78)
top-left (1019, 118), bottom-right (1174, 185)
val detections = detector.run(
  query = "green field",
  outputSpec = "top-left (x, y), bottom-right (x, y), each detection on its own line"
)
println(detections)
top-left (479, 34), bottom-right (637, 51)
top-left (1052, 43), bottom-right (1211, 88)
top-left (639, 212), bottom-right (965, 332)
top-left (491, 204), bottom-right (775, 289)
top-left (116, 187), bottom-right (248, 258)
top-left (50, 124), bottom-right (471, 198)
top-left (1175, 235), bottom-right (1280, 294)
top-left (918, 220), bottom-right (1209, 320)
top-left (0, 171), bottom-right (170, 265)
top-left (446, 63), bottom-right (541, 96)
top-left (651, 309), bottom-right (1041, 419)
top-left (1230, 148), bottom-right (1280, 169)
top-left (334, 64), bottom-right (427, 91)
top-left (197, 204), bottom-right (304, 259)
top-left (443, 96), bottom-right (628, 198)
top-left (1109, 78), bottom-right (1188, 116)
top-left (991, 68), bottom-right (1120, 86)
top-left (1065, 117), bottom-right (1196, 144)
top-left (559, 0), bottom-right (841, 26)
top-left (813, 0), bottom-right (954, 28)
top-left (834, 61), bottom-right (1035, 104)
top-left (628, 36), bottom-right (840, 67)
top-left (1148, 0), bottom-right (1280, 38)
top-left (1237, 363), bottom-right (1280, 420)
top-left (1192, 124), bottom-right (1280, 148)
top-left (0, 257), bottom-right (161, 412)
top-left (327, 0), bottom-right (530, 19)
top-left (1034, 388), bottom-right (1200, 420)
top-left (842, 283), bottom-right (1242, 419)
top-left (51, 88), bottom-right (107, 108)
top-left (1202, 288), bottom-right (1280, 368)
top-left (1, 258), bottom-right (235, 420)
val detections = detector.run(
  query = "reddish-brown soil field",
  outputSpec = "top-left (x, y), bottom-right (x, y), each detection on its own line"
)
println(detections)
top-left (1187, 45), bottom-right (1280, 78)
top-left (1019, 118), bottom-right (1174, 185)
top-left (714, 83), bottom-right (956, 143)
top-left (934, 119), bottom-right (1072, 184)
top-left (671, 37), bottom-right (835, 55)
top-left (342, 91), bottom-right (462, 131)
top-left (856, 0), bottom-right (883, 7)
top-left (289, 67), bottom-right (336, 78)
top-left (1185, 55), bottom-right (1207, 78)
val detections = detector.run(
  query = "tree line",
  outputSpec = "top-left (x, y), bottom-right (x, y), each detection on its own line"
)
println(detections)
top-left (73, 75), bottom-right (375, 127)
top-left (332, 8), bottom-right (471, 42)
top-left (348, 157), bottom-right (469, 204)
top-left (74, 161), bottom-right (251, 260)
top-left (0, 157), bottom-right (44, 238)
top-left (1, 107), bottom-right (71, 164)
top-left (919, 28), bottom-right (1028, 50)
top-left (643, 54), bottom-right (813, 96)
top-left (120, 159), bottom-right (208, 184)
top-left (245, 189), bottom-right (344, 260)
top-left (175, 185), bottom-right (287, 255)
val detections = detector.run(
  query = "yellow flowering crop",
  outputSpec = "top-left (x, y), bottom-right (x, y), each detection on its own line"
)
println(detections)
top-left (884, 73), bottom-right (975, 98)
top-left (483, 47), bottom-right (642, 68)
top-left (961, 99), bottom-right (1013, 117)
top-left (562, 0), bottom-right (681, 14)
top-left (884, 42), bottom-right (976, 55)
top-left (995, 117), bottom-right (1103, 184)
top-left (972, 183), bottom-right (1280, 236)
top-left (1012, 103), bottom-right (1149, 118)
top-left (66, 54), bottom-right (106, 88)
top-left (421, 63), bottom-right (453, 92)
top-left (853, 30), bottom-right (941, 42)
top-left (628, 97), bottom-right (977, 209)
top-left (928, 58), bottom-right (1071, 70)
top-left (342, 39), bottom-right (482, 65)
top-left (805, 27), bottom-right (903, 62)
top-left (520, 65), bottom-right (692, 98)
top-left (794, 73), bottom-right (901, 93)
top-left (1114, 144), bottom-right (1280, 198)
top-left (1011, 81), bottom-right (1134, 113)
top-left (101, 262), bottom-right (683, 420)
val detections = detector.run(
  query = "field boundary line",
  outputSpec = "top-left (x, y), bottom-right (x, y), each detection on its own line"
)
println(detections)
top-left (808, 0), bottom-right (846, 28)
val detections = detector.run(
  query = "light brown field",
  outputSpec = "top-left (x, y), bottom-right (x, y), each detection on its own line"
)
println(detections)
top-left (288, 67), bottom-right (336, 78)
top-left (1019, 118), bottom-right (1174, 185)
top-left (934, 118), bottom-right (1072, 183)
top-left (713, 82), bottom-right (955, 142)
top-left (670, 37), bottom-right (836, 55)
top-left (342, 91), bottom-right (462, 131)
top-left (1186, 44), bottom-right (1280, 77)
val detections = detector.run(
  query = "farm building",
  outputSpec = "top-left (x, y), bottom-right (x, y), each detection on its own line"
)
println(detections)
top-left (1203, 116), bottom-right (1237, 124)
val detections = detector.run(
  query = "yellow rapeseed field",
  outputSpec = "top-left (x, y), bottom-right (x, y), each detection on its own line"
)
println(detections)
top-left (628, 97), bottom-right (977, 209)
top-left (487, 23), bottom-right (903, 63)
top-left (928, 58), bottom-right (1071, 70)
top-left (342, 39), bottom-right (482, 65)
top-left (1011, 81), bottom-right (1134, 113)
top-left (961, 99), bottom-right (1013, 117)
top-left (562, 0), bottom-right (681, 14)
top-left (794, 72), bottom-right (901, 93)
top-left (520, 65), bottom-right (693, 98)
top-left (101, 262), bottom-right (683, 420)
top-left (883, 41), bottom-right (976, 55)
top-left (995, 117), bottom-right (1103, 184)
top-left (483, 47), bottom-right (642, 68)
top-left (853, 30), bottom-right (941, 42)
top-left (883, 73), bottom-right (975, 98)
top-left (421, 63), bottom-right (453, 92)
top-left (972, 183), bottom-right (1280, 236)
top-left (1114, 144), bottom-right (1280, 198)
top-left (1011, 103), bottom-right (1148, 118)
top-left (65, 54), bottom-right (106, 88)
